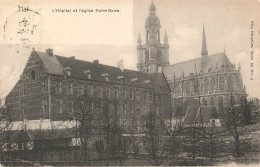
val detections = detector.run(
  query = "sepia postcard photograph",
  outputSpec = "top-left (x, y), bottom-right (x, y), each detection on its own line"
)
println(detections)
top-left (0, 0), bottom-right (260, 166)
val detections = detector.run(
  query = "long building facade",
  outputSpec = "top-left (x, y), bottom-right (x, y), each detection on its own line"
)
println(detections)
top-left (6, 48), bottom-right (172, 134)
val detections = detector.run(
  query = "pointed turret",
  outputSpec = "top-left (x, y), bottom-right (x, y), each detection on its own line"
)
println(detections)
top-left (201, 24), bottom-right (208, 62)
top-left (149, 1), bottom-right (156, 14)
top-left (238, 62), bottom-right (241, 71)
top-left (164, 30), bottom-right (168, 44)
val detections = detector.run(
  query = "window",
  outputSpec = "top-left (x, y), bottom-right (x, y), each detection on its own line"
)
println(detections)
top-left (57, 99), bottom-right (63, 114)
top-left (88, 73), bottom-right (91, 79)
top-left (219, 76), bottom-right (225, 90)
top-left (42, 100), bottom-right (48, 115)
top-left (31, 70), bottom-right (35, 80)
top-left (150, 93), bottom-right (153, 102)
top-left (55, 81), bottom-right (62, 94)
top-left (42, 80), bottom-right (48, 93)
top-left (130, 105), bottom-right (134, 115)
top-left (79, 83), bottom-right (84, 95)
top-left (123, 104), bottom-right (127, 115)
top-left (130, 90), bottom-right (133, 100)
top-left (105, 87), bottom-right (110, 97)
top-left (123, 119), bottom-right (127, 131)
top-left (115, 88), bottom-right (119, 98)
top-left (122, 89), bottom-right (126, 99)
top-left (98, 86), bottom-right (103, 97)
top-left (68, 82), bottom-right (73, 94)
top-left (69, 100), bottom-right (74, 113)
top-left (136, 90), bottom-right (140, 101)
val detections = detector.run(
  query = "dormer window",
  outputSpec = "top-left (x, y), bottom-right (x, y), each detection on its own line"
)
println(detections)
top-left (64, 67), bottom-right (72, 76)
top-left (131, 78), bottom-right (138, 82)
top-left (117, 76), bottom-right (125, 84)
top-left (68, 70), bottom-right (71, 76)
top-left (101, 73), bottom-right (110, 82)
top-left (83, 70), bottom-right (92, 79)
top-left (144, 80), bottom-right (150, 83)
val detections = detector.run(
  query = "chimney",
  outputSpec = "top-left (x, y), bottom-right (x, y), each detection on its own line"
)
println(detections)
top-left (117, 59), bottom-right (124, 72)
top-left (46, 49), bottom-right (53, 56)
top-left (93, 60), bottom-right (99, 64)
top-left (70, 56), bottom-right (75, 59)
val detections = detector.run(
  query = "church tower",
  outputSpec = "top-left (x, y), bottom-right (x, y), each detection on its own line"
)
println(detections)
top-left (137, 1), bottom-right (170, 73)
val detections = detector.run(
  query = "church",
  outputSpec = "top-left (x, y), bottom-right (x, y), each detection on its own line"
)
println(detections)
top-left (136, 2), bottom-right (246, 125)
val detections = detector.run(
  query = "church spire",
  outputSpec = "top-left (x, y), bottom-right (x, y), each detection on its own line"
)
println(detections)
top-left (201, 23), bottom-right (208, 60)
top-left (164, 30), bottom-right (168, 44)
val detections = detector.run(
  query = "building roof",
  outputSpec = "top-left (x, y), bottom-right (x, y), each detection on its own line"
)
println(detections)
top-left (34, 50), bottom-right (170, 92)
top-left (182, 99), bottom-right (217, 125)
top-left (163, 52), bottom-right (233, 81)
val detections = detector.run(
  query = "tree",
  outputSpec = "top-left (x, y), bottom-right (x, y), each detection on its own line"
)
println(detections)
top-left (0, 98), bottom-right (14, 163)
top-left (102, 101), bottom-right (126, 166)
top-left (240, 96), bottom-right (254, 125)
top-left (222, 93), bottom-right (244, 157)
top-left (71, 93), bottom-right (96, 164)
top-left (142, 111), bottom-right (167, 166)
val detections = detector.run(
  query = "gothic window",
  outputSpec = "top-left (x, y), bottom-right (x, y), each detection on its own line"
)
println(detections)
top-left (55, 81), bottom-right (62, 94)
top-left (42, 80), bottom-right (48, 93)
top-left (193, 80), bottom-right (199, 93)
top-left (156, 49), bottom-right (162, 62)
top-left (185, 81), bottom-right (190, 94)
top-left (227, 76), bottom-right (234, 91)
top-left (156, 30), bottom-right (159, 41)
top-left (31, 70), bottom-right (35, 80)
top-left (203, 78), bottom-right (209, 92)
top-left (202, 98), bottom-right (207, 106)
top-left (219, 76), bottom-right (224, 90)
top-left (145, 50), bottom-right (149, 62)
top-left (218, 96), bottom-right (224, 113)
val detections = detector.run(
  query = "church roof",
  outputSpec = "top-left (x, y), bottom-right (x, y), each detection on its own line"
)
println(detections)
top-left (163, 52), bottom-right (233, 81)
top-left (34, 50), bottom-right (170, 92)
top-left (182, 99), bottom-right (216, 125)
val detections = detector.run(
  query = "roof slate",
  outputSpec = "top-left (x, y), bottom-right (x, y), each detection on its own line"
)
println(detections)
top-left (35, 51), bottom-right (170, 92)
top-left (163, 52), bottom-right (233, 81)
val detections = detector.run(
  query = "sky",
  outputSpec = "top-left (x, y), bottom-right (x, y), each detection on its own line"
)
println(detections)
top-left (0, 0), bottom-right (260, 99)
